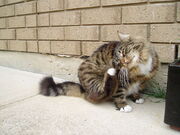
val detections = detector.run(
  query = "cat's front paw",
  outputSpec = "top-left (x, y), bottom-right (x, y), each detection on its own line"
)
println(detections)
top-left (119, 105), bottom-right (133, 113)
top-left (135, 98), bottom-right (144, 104)
top-left (107, 68), bottom-right (116, 76)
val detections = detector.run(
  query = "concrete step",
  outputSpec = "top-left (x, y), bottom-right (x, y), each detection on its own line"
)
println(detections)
top-left (0, 66), bottom-right (179, 135)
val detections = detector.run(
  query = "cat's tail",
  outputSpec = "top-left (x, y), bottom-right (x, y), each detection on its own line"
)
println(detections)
top-left (39, 76), bottom-right (85, 98)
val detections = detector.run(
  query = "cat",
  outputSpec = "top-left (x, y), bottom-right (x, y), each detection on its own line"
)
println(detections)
top-left (40, 33), bottom-right (159, 113)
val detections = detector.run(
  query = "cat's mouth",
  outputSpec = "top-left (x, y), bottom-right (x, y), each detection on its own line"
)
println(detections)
top-left (120, 62), bottom-right (129, 68)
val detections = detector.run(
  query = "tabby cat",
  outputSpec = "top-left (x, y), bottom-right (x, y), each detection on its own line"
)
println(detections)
top-left (40, 33), bottom-right (159, 113)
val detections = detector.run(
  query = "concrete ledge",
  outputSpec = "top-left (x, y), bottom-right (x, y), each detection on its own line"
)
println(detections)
top-left (0, 51), bottom-right (83, 82)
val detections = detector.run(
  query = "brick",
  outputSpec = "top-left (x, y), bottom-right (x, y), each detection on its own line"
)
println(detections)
top-left (8, 16), bottom-right (25, 28)
top-left (7, 0), bottom-right (24, 4)
top-left (101, 25), bottom-right (147, 41)
top-left (27, 41), bottom-right (38, 53)
top-left (51, 41), bottom-right (81, 55)
top-left (65, 26), bottom-right (99, 41)
top-left (177, 2), bottom-right (180, 22)
top-left (122, 4), bottom-right (175, 23)
top-left (50, 11), bottom-right (80, 26)
top-left (8, 40), bottom-right (26, 52)
top-left (0, 18), bottom-right (6, 28)
top-left (26, 15), bottom-right (37, 27)
top-left (16, 28), bottom-right (37, 40)
top-left (37, 0), bottom-right (63, 12)
top-left (15, 1), bottom-right (36, 15)
top-left (0, 40), bottom-right (7, 50)
top-left (49, 0), bottom-right (64, 11)
top-left (102, 0), bottom-right (147, 6)
top-left (149, 0), bottom-right (175, 2)
top-left (152, 44), bottom-right (175, 63)
top-left (39, 41), bottom-right (51, 53)
top-left (0, 5), bottom-right (14, 17)
top-left (37, 0), bottom-right (50, 12)
top-left (0, 29), bottom-right (15, 39)
top-left (38, 27), bottom-right (64, 40)
top-left (0, 0), bottom-right (4, 6)
top-left (38, 13), bottom-right (49, 26)
top-left (82, 8), bottom-right (121, 25)
top-left (65, 0), bottom-right (100, 9)
top-left (150, 24), bottom-right (180, 43)
top-left (82, 42), bottom-right (105, 56)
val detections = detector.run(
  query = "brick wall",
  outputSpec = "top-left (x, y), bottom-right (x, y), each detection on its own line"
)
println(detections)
top-left (0, 0), bottom-right (179, 63)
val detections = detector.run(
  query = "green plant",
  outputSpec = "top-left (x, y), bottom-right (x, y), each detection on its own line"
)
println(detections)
top-left (143, 80), bottom-right (166, 99)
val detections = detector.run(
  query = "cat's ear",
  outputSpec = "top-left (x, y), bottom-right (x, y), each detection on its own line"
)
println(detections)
top-left (133, 36), bottom-right (146, 50)
top-left (133, 42), bottom-right (144, 51)
top-left (117, 31), bottom-right (130, 42)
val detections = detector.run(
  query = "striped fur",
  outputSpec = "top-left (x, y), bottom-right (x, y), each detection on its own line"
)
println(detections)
top-left (78, 40), bottom-right (159, 110)
top-left (40, 37), bottom-right (159, 111)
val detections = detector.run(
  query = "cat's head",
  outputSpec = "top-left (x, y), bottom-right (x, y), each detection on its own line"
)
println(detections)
top-left (114, 32), bottom-right (146, 68)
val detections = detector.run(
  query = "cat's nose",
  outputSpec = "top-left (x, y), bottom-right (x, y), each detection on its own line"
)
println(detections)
top-left (121, 60), bottom-right (128, 65)
top-left (120, 59), bottom-right (128, 66)
top-left (124, 59), bottom-right (129, 63)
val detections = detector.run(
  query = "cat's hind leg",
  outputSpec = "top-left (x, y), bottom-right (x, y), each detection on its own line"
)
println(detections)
top-left (85, 68), bottom-right (118, 103)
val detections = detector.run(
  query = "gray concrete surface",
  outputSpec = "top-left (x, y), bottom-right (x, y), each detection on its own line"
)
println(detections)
top-left (0, 66), bottom-right (179, 135)
top-left (0, 51), bottom-right (83, 82)
top-left (0, 66), bottom-right (64, 107)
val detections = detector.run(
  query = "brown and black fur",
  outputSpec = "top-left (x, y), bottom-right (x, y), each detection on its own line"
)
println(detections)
top-left (40, 77), bottom-right (85, 98)
top-left (40, 36), bottom-right (159, 111)
top-left (78, 42), bottom-right (119, 103)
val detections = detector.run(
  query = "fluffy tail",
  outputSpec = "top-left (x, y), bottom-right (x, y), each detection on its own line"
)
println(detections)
top-left (40, 77), bottom-right (85, 98)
